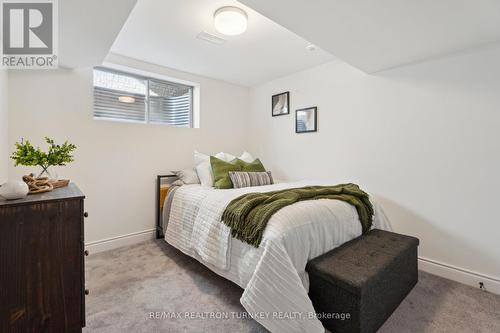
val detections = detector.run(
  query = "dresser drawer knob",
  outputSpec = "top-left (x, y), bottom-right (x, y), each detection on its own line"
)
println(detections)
top-left (85, 289), bottom-right (89, 295)
top-left (84, 250), bottom-right (89, 256)
top-left (83, 212), bottom-right (88, 218)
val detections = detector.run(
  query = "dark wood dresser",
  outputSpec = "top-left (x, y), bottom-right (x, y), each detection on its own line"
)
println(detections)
top-left (0, 183), bottom-right (87, 332)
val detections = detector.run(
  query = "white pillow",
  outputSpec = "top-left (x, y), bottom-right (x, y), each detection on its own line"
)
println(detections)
top-left (194, 151), bottom-right (226, 187)
top-left (239, 151), bottom-right (254, 163)
top-left (220, 152), bottom-right (235, 161)
top-left (196, 162), bottom-right (213, 187)
top-left (195, 151), bottom-right (254, 163)
top-left (171, 169), bottom-right (200, 184)
top-left (194, 151), bottom-right (256, 187)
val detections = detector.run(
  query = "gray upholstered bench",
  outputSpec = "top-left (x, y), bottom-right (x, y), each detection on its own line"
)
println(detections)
top-left (306, 229), bottom-right (419, 333)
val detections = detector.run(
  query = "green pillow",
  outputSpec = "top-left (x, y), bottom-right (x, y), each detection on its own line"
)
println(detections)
top-left (210, 156), bottom-right (266, 189)
top-left (210, 156), bottom-right (242, 189)
top-left (235, 158), bottom-right (266, 172)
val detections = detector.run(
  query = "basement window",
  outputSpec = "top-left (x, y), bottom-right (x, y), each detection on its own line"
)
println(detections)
top-left (93, 67), bottom-right (196, 127)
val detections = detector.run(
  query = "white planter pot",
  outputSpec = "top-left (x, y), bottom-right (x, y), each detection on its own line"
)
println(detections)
top-left (0, 181), bottom-right (29, 200)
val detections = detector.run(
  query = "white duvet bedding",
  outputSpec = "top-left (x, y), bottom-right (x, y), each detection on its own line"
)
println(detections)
top-left (165, 181), bottom-right (391, 333)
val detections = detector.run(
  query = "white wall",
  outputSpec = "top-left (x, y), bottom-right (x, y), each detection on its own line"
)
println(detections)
top-left (6, 41), bottom-right (500, 291)
top-left (0, 70), bottom-right (7, 184)
top-left (8, 55), bottom-right (250, 244)
top-left (249, 44), bottom-right (500, 286)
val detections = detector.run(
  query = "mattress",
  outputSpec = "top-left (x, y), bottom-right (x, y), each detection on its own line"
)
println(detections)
top-left (163, 181), bottom-right (391, 333)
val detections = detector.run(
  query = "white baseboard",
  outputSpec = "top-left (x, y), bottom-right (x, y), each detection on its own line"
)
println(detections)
top-left (419, 256), bottom-right (500, 295)
top-left (85, 229), bottom-right (156, 254)
top-left (85, 231), bottom-right (500, 295)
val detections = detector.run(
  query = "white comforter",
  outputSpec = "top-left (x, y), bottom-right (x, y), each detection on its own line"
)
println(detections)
top-left (165, 181), bottom-right (391, 333)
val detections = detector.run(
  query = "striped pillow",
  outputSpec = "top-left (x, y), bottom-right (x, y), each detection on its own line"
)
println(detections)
top-left (229, 171), bottom-right (274, 189)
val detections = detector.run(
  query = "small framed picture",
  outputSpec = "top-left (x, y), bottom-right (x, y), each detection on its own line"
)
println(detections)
top-left (272, 91), bottom-right (290, 116)
top-left (296, 107), bottom-right (317, 133)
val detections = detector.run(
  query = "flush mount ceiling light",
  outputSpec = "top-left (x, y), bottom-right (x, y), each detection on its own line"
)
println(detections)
top-left (214, 6), bottom-right (248, 36)
top-left (118, 96), bottom-right (135, 103)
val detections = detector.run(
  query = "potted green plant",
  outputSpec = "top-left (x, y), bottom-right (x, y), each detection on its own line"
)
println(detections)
top-left (11, 137), bottom-right (77, 180)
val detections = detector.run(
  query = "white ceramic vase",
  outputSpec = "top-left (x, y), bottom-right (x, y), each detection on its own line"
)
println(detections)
top-left (0, 180), bottom-right (29, 200)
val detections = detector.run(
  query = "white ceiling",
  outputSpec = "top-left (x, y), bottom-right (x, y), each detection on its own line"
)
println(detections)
top-left (59, 0), bottom-right (137, 68)
top-left (239, 0), bottom-right (500, 73)
top-left (110, 0), bottom-right (335, 86)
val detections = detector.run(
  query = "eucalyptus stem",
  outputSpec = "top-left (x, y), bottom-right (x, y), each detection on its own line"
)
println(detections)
top-left (37, 165), bottom-right (50, 178)
top-left (10, 137), bottom-right (77, 173)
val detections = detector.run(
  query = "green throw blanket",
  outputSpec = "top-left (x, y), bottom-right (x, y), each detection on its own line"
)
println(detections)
top-left (222, 183), bottom-right (373, 247)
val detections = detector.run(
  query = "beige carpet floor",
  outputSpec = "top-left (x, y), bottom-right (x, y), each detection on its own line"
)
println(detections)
top-left (83, 240), bottom-right (500, 333)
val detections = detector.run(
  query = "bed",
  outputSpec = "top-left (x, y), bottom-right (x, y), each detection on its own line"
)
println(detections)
top-left (162, 180), bottom-right (391, 333)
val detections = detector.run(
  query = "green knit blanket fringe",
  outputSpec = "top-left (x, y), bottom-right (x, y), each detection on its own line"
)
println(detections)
top-left (221, 183), bottom-right (373, 247)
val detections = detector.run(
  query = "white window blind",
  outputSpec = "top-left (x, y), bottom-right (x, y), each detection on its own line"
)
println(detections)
top-left (93, 67), bottom-right (193, 127)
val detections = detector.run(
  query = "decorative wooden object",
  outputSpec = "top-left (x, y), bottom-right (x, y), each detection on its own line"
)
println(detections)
top-left (22, 174), bottom-right (53, 194)
top-left (21, 174), bottom-right (70, 194)
top-left (0, 183), bottom-right (87, 332)
top-left (50, 179), bottom-right (70, 189)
